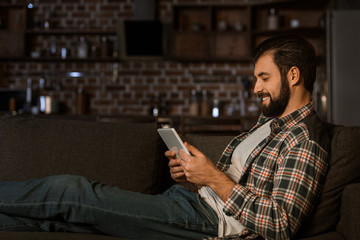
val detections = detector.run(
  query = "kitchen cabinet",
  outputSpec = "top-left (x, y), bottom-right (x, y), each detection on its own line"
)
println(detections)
top-left (1, 0), bottom-right (330, 63)
top-left (0, 4), bottom-right (26, 59)
top-left (250, 1), bottom-right (327, 57)
top-left (172, 5), bottom-right (250, 61)
top-left (24, 29), bottom-right (119, 62)
top-left (172, 0), bottom-right (330, 61)
top-left (0, 3), bottom-right (118, 62)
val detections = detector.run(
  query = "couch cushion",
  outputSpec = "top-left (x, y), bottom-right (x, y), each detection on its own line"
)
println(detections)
top-left (297, 125), bottom-right (360, 237)
top-left (336, 183), bottom-right (360, 240)
top-left (0, 115), bottom-right (167, 194)
top-left (184, 134), bottom-right (234, 164)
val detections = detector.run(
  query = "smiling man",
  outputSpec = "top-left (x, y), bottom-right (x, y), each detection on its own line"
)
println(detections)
top-left (0, 36), bottom-right (331, 240)
top-left (169, 35), bottom-right (331, 239)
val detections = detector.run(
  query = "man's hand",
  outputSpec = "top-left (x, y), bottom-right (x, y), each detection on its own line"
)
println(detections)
top-left (179, 142), bottom-right (236, 202)
top-left (165, 150), bottom-right (187, 183)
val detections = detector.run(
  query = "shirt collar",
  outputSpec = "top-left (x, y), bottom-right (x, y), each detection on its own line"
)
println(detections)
top-left (257, 101), bottom-right (315, 132)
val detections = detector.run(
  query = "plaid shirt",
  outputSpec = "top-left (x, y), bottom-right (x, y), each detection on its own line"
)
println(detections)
top-left (211, 102), bottom-right (330, 240)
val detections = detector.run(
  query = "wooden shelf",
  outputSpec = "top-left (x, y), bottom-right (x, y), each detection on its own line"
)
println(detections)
top-left (0, 0), bottom-right (330, 63)
top-left (25, 29), bottom-right (117, 35)
top-left (252, 27), bottom-right (325, 36)
top-left (171, 1), bottom-right (329, 61)
top-left (172, 4), bottom-right (251, 60)
top-left (0, 4), bottom-right (24, 8)
top-left (1, 57), bottom-right (120, 62)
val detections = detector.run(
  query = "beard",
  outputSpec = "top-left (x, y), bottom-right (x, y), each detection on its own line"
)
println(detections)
top-left (260, 76), bottom-right (290, 118)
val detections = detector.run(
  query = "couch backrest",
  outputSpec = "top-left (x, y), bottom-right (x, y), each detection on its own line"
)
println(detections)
top-left (0, 115), bottom-right (169, 194)
top-left (298, 125), bottom-right (360, 237)
top-left (185, 134), bottom-right (234, 164)
top-left (186, 125), bottom-right (360, 237)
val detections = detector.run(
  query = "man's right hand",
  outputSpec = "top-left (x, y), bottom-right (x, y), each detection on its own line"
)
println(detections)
top-left (165, 150), bottom-right (188, 183)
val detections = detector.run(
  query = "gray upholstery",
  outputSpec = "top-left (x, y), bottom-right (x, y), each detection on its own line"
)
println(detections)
top-left (0, 115), bottom-right (359, 240)
top-left (297, 126), bottom-right (360, 238)
top-left (185, 134), bottom-right (234, 164)
top-left (337, 183), bottom-right (360, 240)
top-left (0, 115), bottom-right (168, 194)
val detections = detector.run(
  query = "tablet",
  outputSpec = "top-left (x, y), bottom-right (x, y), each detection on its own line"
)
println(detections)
top-left (157, 128), bottom-right (190, 157)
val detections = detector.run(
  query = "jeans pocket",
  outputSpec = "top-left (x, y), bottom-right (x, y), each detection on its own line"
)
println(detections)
top-left (196, 194), bottom-right (218, 227)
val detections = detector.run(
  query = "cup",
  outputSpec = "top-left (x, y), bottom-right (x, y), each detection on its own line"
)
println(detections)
top-left (234, 22), bottom-right (244, 31)
top-left (290, 19), bottom-right (300, 28)
top-left (217, 20), bottom-right (227, 31)
top-left (61, 47), bottom-right (69, 59)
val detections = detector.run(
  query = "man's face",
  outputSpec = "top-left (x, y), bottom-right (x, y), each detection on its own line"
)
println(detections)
top-left (253, 54), bottom-right (290, 118)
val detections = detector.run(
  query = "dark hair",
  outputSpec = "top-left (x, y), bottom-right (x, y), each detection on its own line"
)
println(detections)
top-left (253, 35), bottom-right (316, 93)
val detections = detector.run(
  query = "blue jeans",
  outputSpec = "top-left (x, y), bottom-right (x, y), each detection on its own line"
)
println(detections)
top-left (0, 175), bottom-right (218, 239)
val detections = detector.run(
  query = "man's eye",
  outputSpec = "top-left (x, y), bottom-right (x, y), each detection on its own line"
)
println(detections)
top-left (262, 78), bottom-right (269, 82)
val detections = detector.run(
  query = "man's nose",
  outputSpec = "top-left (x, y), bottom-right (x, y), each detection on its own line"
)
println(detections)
top-left (253, 79), bottom-right (262, 95)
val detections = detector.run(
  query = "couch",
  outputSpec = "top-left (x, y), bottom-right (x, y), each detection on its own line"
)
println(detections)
top-left (0, 114), bottom-right (359, 240)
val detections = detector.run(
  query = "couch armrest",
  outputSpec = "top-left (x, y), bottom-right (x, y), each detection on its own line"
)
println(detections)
top-left (336, 183), bottom-right (360, 240)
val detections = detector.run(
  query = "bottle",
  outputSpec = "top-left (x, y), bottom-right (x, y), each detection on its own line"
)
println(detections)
top-left (212, 98), bottom-right (220, 118)
top-left (239, 91), bottom-right (246, 117)
top-left (160, 96), bottom-right (169, 116)
top-left (37, 77), bottom-right (46, 113)
top-left (45, 75), bottom-right (53, 90)
top-left (23, 78), bottom-right (32, 113)
top-left (27, 0), bottom-right (39, 29)
top-left (78, 36), bottom-right (88, 58)
top-left (189, 90), bottom-right (200, 116)
top-left (9, 97), bottom-right (16, 115)
top-left (111, 35), bottom-right (119, 58)
top-left (39, 76), bottom-right (45, 90)
top-left (39, 95), bottom-right (47, 113)
top-left (101, 36), bottom-right (109, 58)
top-left (76, 87), bottom-right (86, 115)
top-left (60, 47), bottom-right (69, 59)
top-left (33, 77), bottom-right (45, 114)
top-left (200, 90), bottom-right (210, 116)
top-left (43, 8), bottom-right (51, 29)
top-left (268, 8), bottom-right (279, 30)
top-left (50, 35), bottom-right (56, 57)
top-left (152, 105), bottom-right (159, 117)
top-left (149, 95), bottom-right (160, 117)
top-left (226, 99), bottom-right (236, 117)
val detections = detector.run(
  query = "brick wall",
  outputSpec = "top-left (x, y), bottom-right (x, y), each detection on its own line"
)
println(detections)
top-left (5, 0), bottom-right (256, 116)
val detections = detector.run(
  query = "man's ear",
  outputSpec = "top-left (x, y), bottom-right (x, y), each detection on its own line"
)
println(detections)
top-left (287, 66), bottom-right (301, 86)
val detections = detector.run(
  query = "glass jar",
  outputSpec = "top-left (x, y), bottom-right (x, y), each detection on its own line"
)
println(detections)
top-left (267, 8), bottom-right (279, 30)
top-left (189, 89), bottom-right (200, 116)
top-left (78, 36), bottom-right (88, 58)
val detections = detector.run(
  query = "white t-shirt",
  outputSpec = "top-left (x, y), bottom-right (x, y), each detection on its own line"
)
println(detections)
top-left (198, 120), bottom-right (272, 237)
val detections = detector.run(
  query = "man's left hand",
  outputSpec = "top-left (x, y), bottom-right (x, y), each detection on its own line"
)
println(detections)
top-left (179, 142), bottom-right (236, 202)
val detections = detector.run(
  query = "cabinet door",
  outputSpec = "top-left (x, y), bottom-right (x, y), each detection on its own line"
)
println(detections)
top-left (251, 4), bottom-right (324, 31)
top-left (174, 6), bottom-right (211, 31)
top-left (172, 6), bottom-right (211, 59)
top-left (0, 6), bottom-right (26, 58)
top-left (172, 5), bottom-right (250, 60)
top-left (250, 3), bottom-right (326, 57)
top-left (213, 33), bottom-right (248, 59)
top-left (212, 6), bottom-right (249, 32)
top-left (173, 32), bottom-right (210, 59)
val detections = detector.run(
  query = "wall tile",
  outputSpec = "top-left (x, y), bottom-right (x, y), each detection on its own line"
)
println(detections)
top-left (7, 0), bottom-right (255, 116)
